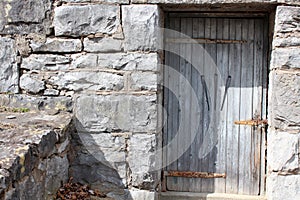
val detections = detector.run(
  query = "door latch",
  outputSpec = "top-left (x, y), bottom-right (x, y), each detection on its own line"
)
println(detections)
top-left (234, 119), bottom-right (268, 126)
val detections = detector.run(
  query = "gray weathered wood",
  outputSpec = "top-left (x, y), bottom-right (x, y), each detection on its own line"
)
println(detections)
top-left (164, 15), bottom-right (268, 196)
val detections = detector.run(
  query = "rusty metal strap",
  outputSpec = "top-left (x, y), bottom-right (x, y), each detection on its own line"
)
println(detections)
top-left (166, 38), bottom-right (247, 44)
top-left (164, 171), bottom-right (226, 179)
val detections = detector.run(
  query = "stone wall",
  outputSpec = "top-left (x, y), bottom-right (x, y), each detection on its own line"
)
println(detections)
top-left (0, 0), bottom-right (299, 200)
top-left (267, 6), bottom-right (300, 200)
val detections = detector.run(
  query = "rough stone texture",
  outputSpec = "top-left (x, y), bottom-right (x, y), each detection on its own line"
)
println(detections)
top-left (22, 54), bottom-right (72, 71)
top-left (0, 94), bottom-right (73, 113)
top-left (72, 53), bottom-right (160, 71)
top-left (43, 89), bottom-right (60, 96)
top-left (20, 74), bottom-right (45, 94)
top-left (54, 5), bottom-right (120, 36)
top-left (130, 72), bottom-right (158, 91)
top-left (274, 6), bottom-right (300, 35)
top-left (129, 190), bottom-right (157, 200)
top-left (122, 5), bottom-right (160, 51)
top-left (0, 37), bottom-right (19, 93)
top-left (269, 71), bottom-right (300, 130)
top-left (273, 36), bottom-right (300, 48)
top-left (131, 0), bottom-right (300, 4)
top-left (84, 37), bottom-right (123, 52)
top-left (75, 94), bottom-right (157, 132)
top-left (61, 0), bottom-right (129, 3)
top-left (30, 38), bottom-right (82, 53)
top-left (0, 111), bottom-right (72, 199)
top-left (271, 47), bottom-right (300, 69)
top-left (0, 0), bottom-right (52, 34)
top-left (268, 130), bottom-right (300, 173)
top-left (68, 131), bottom-right (128, 196)
top-left (267, 173), bottom-right (300, 200)
top-left (49, 71), bottom-right (124, 91)
top-left (128, 134), bottom-right (157, 189)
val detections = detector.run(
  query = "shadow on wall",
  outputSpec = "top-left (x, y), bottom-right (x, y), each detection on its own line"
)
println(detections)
top-left (68, 118), bottom-right (134, 200)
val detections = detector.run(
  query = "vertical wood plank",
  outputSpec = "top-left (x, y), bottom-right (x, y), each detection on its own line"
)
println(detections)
top-left (166, 17), bottom-right (181, 191)
top-left (214, 17), bottom-right (228, 193)
top-left (238, 18), bottom-right (253, 195)
top-left (200, 17), bottom-right (211, 192)
top-left (190, 17), bottom-right (202, 192)
top-left (196, 17), bottom-right (206, 192)
top-left (260, 17), bottom-right (269, 196)
top-left (225, 18), bottom-right (241, 194)
top-left (251, 18), bottom-right (263, 195)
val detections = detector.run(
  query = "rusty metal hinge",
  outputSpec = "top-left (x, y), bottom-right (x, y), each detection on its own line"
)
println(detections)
top-left (234, 119), bottom-right (268, 126)
top-left (164, 171), bottom-right (226, 179)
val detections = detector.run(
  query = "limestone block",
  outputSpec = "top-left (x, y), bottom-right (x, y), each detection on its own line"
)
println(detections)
top-left (61, 0), bottom-right (129, 3)
top-left (269, 71), bottom-right (300, 129)
top-left (84, 37), bottom-right (123, 52)
top-left (49, 71), bottom-right (124, 91)
top-left (0, 37), bottom-right (19, 93)
top-left (54, 5), bottom-right (120, 36)
top-left (71, 54), bottom-right (98, 69)
top-left (22, 54), bottom-right (71, 71)
top-left (69, 132), bottom-right (127, 192)
top-left (275, 6), bottom-right (300, 35)
top-left (44, 155), bottom-right (69, 196)
top-left (129, 190), bottom-right (156, 200)
top-left (44, 89), bottom-right (60, 96)
top-left (75, 94), bottom-right (157, 132)
top-left (128, 134), bottom-right (157, 189)
top-left (30, 38), bottom-right (82, 53)
top-left (271, 47), bottom-right (300, 69)
top-left (72, 53), bottom-right (159, 71)
top-left (0, 94), bottom-right (73, 112)
top-left (273, 37), bottom-right (300, 48)
top-left (77, 133), bottom-right (127, 183)
top-left (267, 173), bottom-right (300, 200)
top-left (20, 74), bottom-right (45, 94)
top-left (130, 72), bottom-right (158, 91)
top-left (268, 130), bottom-right (300, 172)
top-left (122, 5), bottom-right (160, 51)
top-left (0, 0), bottom-right (52, 34)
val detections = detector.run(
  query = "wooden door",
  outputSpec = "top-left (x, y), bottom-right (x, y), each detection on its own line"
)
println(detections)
top-left (163, 14), bottom-right (268, 195)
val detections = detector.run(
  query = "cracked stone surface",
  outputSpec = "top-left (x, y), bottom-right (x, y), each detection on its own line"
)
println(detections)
top-left (0, 110), bottom-right (72, 199)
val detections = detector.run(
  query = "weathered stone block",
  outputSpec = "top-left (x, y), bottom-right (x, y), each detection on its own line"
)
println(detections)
top-left (75, 94), bottom-right (157, 132)
top-left (0, 0), bottom-right (52, 34)
top-left (129, 190), bottom-right (156, 200)
top-left (61, 0), bottom-right (129, 3)
top-left (130, 72), bottom-right (158, 91)
top-left (20, 74), bottom-right (45, 94)
top-left (84, 37), bottom-right (123, 52)
top-left (0, 37), bottom-right (18, 93)
top-left (54, 5), bottom-right (120, 36)
top-left (271, 47), bottom-right (300, 69)
top-left (72, 53), bottom-right (159, 71)
top-left (128, 134), bottom-right (157, 189)
top-left (275, 6), bottom-right (300, 35)
top-left (269, 71), bottom-right (300, 130)
top-left (273, 37), bottom-right (300, 48)
top-left (49, 71), bottom-right (124, 91)
top-left (30, 38), bottom-right (82, 53)
top-left (268, 130), bottom-right (300, 172)
top-left (0, 94), bottom-right (73, 112)
top-left (267, 173), bottom-right (300, 200)
top-left (69, 131), bottom-right (127, 193)
top-left (22, 54), bottom-right (71, 71)
top-left (122, 5), bottom-right (160, 51)
top-left (44, 155), bottom-right (69, 196)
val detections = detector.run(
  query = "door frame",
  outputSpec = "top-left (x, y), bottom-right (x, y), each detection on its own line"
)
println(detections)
top-left (160, 10), bottom-right (273, 196)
